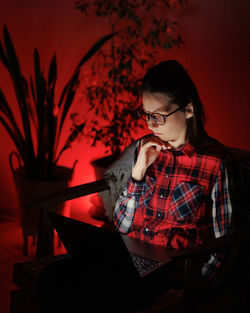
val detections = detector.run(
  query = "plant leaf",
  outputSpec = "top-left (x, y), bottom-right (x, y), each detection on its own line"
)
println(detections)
top-left (34, 48), bottom-right (48, 172)
top-left (48, 52), bottom-right (57, 90)
top-left (0, 115), bottom-right (32, 176)
top-left (54, 33), bottom-right (115, 155)
top-left (55, 121), bottom-right (85, 163)
top-left (29, 75), bottom-right (37, 108)
top-left (76, 33), bottom-right (116, 70)
top-left (0, 40), bottom-right (9, 70)
top-left (3, 26), bottom-right (36, 168)
top-left (0, 87), bottom-right (23, 135)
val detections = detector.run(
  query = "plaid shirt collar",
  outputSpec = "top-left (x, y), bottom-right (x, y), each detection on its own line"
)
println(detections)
top-left (163, 141), bottom-right (196, 158)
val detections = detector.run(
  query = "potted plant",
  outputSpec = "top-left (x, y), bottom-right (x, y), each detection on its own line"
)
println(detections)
top-left (0, 25), bottom-right (113, 255)
top-left (74, 0), bottom-right (186, 219)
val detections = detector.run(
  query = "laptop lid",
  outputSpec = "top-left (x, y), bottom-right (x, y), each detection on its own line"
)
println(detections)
top-left (48, 212), bottom-right (141, 276)
top-left (48, 212), bottom-right (171, 278)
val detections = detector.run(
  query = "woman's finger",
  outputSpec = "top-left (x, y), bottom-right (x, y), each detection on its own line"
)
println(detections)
top-left (141, 139), bottom-right (163, 150)
top-left (141, 135), bottom-right (168, 148)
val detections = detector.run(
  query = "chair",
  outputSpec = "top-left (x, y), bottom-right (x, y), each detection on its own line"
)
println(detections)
top-left (170, 146), bottom-right (250, 313)
top-left (10, 146), bottom-right (250, 313)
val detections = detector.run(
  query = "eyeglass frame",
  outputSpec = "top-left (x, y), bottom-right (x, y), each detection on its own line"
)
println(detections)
top-left (137, 105), bottom-right (184, 125)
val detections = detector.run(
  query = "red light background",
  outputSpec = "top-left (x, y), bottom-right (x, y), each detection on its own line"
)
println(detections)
top-left (0, 0), bottom-right (249, 219)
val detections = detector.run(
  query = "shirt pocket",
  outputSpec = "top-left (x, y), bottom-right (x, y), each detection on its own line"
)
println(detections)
top-left (169, 182), bottom-right (204, 222)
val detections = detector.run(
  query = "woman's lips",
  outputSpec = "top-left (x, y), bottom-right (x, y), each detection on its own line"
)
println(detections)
top-left (154, 133), bottom-right (162, 136)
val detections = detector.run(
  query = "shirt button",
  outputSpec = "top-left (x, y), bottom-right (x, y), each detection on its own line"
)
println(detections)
top-left (145, 228), bottom-right (149, 232)
top-left (160, 194), bottom-right (164, 199)
top-left (157, 213), bottom-right (161, 218)
top-left (165, 174), bottom-right (168, 178)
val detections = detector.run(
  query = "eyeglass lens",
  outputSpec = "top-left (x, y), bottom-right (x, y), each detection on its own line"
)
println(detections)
top-left (143, 112), bottom-right (164, 124)
top-left (137, 106), bottom-right (182, 125)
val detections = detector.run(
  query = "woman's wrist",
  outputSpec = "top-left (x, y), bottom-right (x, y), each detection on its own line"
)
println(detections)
top-left (132, 165), bottom-right (146, 181)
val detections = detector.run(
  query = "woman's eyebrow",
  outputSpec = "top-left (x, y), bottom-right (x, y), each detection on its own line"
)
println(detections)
top-left (143, 105), bottom-right (172, 114)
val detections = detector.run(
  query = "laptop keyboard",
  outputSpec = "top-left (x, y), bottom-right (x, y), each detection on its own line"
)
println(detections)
top-left (131, 254), bottom-right (161, 275)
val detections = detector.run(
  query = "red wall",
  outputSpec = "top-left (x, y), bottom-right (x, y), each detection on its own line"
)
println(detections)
top-left (0, 0), bottom-right (249, 218)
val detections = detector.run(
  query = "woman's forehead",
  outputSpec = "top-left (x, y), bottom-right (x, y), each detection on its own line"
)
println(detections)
top-left (142, 92), bottom-right (173, 112)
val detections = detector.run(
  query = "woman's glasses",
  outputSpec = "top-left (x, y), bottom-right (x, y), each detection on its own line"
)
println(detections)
top-left (137, 106), bottom-right (183, 125)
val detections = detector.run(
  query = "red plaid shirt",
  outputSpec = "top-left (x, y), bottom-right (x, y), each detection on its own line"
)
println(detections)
top-left (113, 139), bottom-right (232, 280)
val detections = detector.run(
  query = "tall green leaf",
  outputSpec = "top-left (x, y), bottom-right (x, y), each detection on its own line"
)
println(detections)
top-left (55, 121), bottom-right (85, 163)
top-left (47, 53), bottom-right (58, 168)
top-left (0, 26), bottom-right (114, 179)
top-left (29, 75), bottom-right (37, 119)
top-left (0, 41), bottom-right (9, 70)
top-left (0, 115), bottom-right (32, 176)
top-left (0, 88), bottom-right (23, 140)
top-left (3, 26), bottom-right (36, 169)
top-left (76, 33), bottom-right (116, 70)
top-left (48, 53), bottom-right (57, 90)
top-left (34, 48), bottom-right (47, 177)
top-left (55, 32), bottom-right (115, 152)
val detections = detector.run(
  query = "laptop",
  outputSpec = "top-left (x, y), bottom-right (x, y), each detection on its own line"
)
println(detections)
top-left (48, 211), bottom-right (172, 278)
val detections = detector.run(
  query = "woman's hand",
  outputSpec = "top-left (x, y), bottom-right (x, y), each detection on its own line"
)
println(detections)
top-left (132, 136), bottom-right (166, 181)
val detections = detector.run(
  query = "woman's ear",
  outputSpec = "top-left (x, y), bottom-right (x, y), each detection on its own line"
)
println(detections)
top-left (185, 102), bottom-right (194, 119)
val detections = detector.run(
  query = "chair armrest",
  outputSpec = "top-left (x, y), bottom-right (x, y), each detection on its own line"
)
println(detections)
top-left (171, 229), bottom-right (250, 261)
top-left (28, 176), bottom-right (114, 257)
top-left (27, 176), bottom-right (115, 208)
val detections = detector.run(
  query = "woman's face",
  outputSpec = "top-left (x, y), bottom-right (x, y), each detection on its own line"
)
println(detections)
top-left (142, 91), bottom-right (193, 148)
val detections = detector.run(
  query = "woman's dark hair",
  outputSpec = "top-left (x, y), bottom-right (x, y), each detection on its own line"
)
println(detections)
top-left (142, 60), bottom-right (207, 147)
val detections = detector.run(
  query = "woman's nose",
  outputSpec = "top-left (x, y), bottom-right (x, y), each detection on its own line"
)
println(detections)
top-left (147, 119), bottom-right (158, 130)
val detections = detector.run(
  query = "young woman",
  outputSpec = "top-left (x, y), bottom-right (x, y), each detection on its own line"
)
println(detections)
top-left (112, 60), bottom-right (232, 282)
top-left (38, 60), bottom-right (233, 313)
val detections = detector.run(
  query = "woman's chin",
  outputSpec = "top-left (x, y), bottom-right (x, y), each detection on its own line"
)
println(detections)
top-left (154, 133), bottom-right (168, 141)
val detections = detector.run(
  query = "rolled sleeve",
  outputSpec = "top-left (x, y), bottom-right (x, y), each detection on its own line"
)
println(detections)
top-left (202, 162), bottom-right (233, 282)
top-left (113, 176), bottom-right (155, 234)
